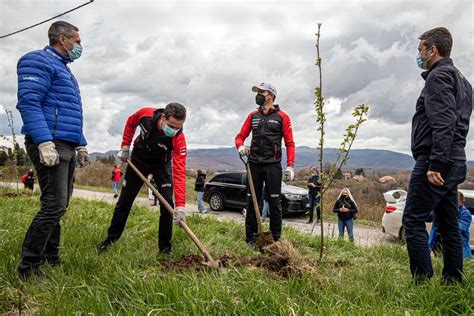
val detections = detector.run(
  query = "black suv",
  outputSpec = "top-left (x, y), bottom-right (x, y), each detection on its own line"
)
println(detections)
top-left (203, 171), bottom-right (309, 215)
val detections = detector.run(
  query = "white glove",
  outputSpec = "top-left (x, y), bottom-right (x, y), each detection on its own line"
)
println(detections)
top-left (117, 146), bottom-right (130, 162)
top-left (38, 141), bottom-right (60, 167)
top-left (284, 166), bottom-right (295, 181)
top-left (76, 146), bottom-right (90, 167)
top-left (238, 145), bottom-right (249, 156)
top-left (173, 207), bottom-right (186, 225)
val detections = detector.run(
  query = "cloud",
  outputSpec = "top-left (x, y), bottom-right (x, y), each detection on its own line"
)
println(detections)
top-left (0, 0), bottom-right (472, 161)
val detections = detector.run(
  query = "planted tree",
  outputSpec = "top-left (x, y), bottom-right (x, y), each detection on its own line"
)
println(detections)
top-left (312, 23), bottom-right (369, 259)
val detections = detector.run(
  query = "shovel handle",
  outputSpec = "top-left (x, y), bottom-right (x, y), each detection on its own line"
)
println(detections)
top-left (240, 155), bottom-right (263, 234)
top-left (127, 159), bottom-right (216, 266)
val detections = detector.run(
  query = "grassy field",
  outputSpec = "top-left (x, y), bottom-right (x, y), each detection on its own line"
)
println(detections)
top-left (1, 187), bottom-right (473, 315)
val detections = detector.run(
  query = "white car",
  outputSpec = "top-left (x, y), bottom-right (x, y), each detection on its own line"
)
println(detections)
top-left (382, 189), bottom-right (474, 250)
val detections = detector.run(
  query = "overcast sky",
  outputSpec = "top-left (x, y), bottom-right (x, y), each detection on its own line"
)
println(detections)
top-left (1, 0), bottom-right (473, 159)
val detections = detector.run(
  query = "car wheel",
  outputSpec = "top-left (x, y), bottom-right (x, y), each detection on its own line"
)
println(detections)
top-left (209, 192), bottom-right (224, 211)
top-left (280, 197), bottom-right (288, 216)
top-left (399, 226), bottom-right (406, 243)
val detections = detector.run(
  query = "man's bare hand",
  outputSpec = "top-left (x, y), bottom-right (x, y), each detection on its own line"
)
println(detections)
top-left (427, 171), bottom-right (444, 186)
top-left (340, 207), bottom-right (349, 212)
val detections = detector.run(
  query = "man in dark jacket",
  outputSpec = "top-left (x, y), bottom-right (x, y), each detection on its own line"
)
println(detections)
top-left (307, 166), bottom-right (321, 224)
top-left (235, 82), bottom-right (295, 246)
top-left (16, 21), bottom-right (90, 280)
top-left (98, 103), bottom-right (187, 255)
top-left (402, 27), bottom-right (472, 284)
top-left (194, 170), bottom-right (207, 213)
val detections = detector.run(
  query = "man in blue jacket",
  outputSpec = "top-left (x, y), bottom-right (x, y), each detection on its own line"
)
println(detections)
top-left (402, 27), bottom-right (472, 284)
top-left (16, 21), bottom-right (90, 280)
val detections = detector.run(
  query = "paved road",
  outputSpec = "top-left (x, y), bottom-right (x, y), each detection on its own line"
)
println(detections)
top-left (1, 182), bottom-right (399, 247)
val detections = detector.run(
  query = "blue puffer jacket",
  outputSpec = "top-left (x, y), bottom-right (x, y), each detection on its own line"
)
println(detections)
top-left (16, 46), bottom-right (86, 146)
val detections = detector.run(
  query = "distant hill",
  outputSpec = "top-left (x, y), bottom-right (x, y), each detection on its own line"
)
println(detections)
top-left (90, 146), bottom-right (474, 171)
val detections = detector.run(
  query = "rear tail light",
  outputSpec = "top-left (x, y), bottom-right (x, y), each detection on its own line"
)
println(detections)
top-left (385, 205), bottom-right (397, 214)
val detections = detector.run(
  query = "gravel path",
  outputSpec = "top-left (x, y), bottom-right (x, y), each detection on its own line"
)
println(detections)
top-left (1, 182), bottom-right (399, 247)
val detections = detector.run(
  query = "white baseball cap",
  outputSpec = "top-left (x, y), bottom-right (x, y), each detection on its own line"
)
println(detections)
top-left (251, 82), bottom-right (277, 97)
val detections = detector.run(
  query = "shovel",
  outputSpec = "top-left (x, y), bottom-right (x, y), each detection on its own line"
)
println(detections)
top-left (239, 154), bottom-right (274, 252)
top-left (127, 159), bottom-right (220, 270)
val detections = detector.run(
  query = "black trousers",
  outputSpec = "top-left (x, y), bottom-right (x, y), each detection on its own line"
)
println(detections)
top-left (18, 137), bottom-right (76, 273)
top-left (246, 162), bottom-right (282, 243)
top-left (402, 155), bottom-right (466, 282)
top-left (105, 156), bottom-right (174, 252)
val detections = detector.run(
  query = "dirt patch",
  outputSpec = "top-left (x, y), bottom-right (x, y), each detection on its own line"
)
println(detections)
top-left (157, 240), bottom-right (317, 278)
top-left (1, 191), bottom-right (33, 198)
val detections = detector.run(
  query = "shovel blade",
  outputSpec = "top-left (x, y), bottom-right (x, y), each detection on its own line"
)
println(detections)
top-left (256, 231), bottom-right (274, 252)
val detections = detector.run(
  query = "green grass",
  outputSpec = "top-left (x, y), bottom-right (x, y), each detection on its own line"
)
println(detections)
top-left (1, 187), bottom-right (473, 314)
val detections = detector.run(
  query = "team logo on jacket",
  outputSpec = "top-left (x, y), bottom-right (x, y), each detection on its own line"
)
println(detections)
top-left (22, 76), bottom-right (39, 82)
top-left (179, 146), bottom-right (186, 156)
top-left (268, 119), bottom-right (280, 125)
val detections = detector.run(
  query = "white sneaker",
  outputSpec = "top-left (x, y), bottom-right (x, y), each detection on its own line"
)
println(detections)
top-left (201, 209), bottom-right (208, 214)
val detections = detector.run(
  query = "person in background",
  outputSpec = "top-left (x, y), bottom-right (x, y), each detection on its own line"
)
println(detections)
top-left (429, 191), bottom-right (472, 260)
top-left (111, 165), bottom-right (122, 198)
top-left (147, 173), bottom-right (158, 206)
top-left (307, 166), bottom-right (321, 224)
top-left (22, 169), bottom-right (35, 191)
top-left (262, 185), bottom-right (269, 223)
top-left (333, 188), bottom-right (358, 242)
top-left (194, 170), bottom-right (207, 213)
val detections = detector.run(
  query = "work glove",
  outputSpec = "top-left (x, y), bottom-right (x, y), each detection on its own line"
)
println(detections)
top-left (173, 206), bottom-right (186, 225)
top-left (76, 146), bottom-right (90, 167)
top-left (284, 166), bottom-right (295, 182)
top-left (238, 145), bottom-right (249, 156)
top-left (38, 141), bottom-right (60, 167)
top-left (117, 146), bottom-right (130, 162)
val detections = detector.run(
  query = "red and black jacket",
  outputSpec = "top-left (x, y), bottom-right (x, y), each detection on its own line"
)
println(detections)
top-left (121, 107), bottom-right (187, 207)
top-left (235, 105), bottom-right (295, 166)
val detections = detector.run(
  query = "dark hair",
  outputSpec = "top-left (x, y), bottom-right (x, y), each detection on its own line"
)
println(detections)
top-left (197, 170), bottom-right (203, 175)
top-left (419, 27), bottom-right (452, 57)
top-left (164, 102), bottom-right (187, 121)
top-left (48, 21), bottom-right (79, 45)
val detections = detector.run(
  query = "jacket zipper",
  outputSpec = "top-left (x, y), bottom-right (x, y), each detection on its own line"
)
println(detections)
top-left (52, 108), bottom-right (58, 137)
top-left (274, 144), bottom-right (277, 160)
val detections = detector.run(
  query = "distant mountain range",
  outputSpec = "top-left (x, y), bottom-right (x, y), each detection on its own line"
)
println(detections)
top-left (89, 146), bottom-right (474, 171)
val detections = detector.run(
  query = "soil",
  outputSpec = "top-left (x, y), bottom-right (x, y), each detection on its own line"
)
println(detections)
top-left (157, 241), bottom-right (317, 278)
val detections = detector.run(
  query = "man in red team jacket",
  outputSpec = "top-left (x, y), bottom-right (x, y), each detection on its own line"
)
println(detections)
top-left (98, 103), bottom-right (187, 254)
top-left (235, 82), bottom-right (295, 247)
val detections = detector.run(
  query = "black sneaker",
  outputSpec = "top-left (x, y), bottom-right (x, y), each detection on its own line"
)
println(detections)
top-left (306, 220), bottom-right (313, 224)
top-left (19, 268), bottom-right (44, 281)
top-left (98, 238), bottom-right (115, 254)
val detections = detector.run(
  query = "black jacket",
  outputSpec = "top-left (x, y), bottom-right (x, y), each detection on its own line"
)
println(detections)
top-left (411, 58), bottom-right (472, 172)
top-left (307, 175), bottom-right (321, 195)
top-left (333, 196), bottom-right (358, 221)
top-left (194, 174), bottom-right (206, 192)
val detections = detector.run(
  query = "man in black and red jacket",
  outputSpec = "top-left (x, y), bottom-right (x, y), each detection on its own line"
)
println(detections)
top-left (98, 103), bottom-right (187, 254)
top-left (235, 82), bottom-right (295, 247)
